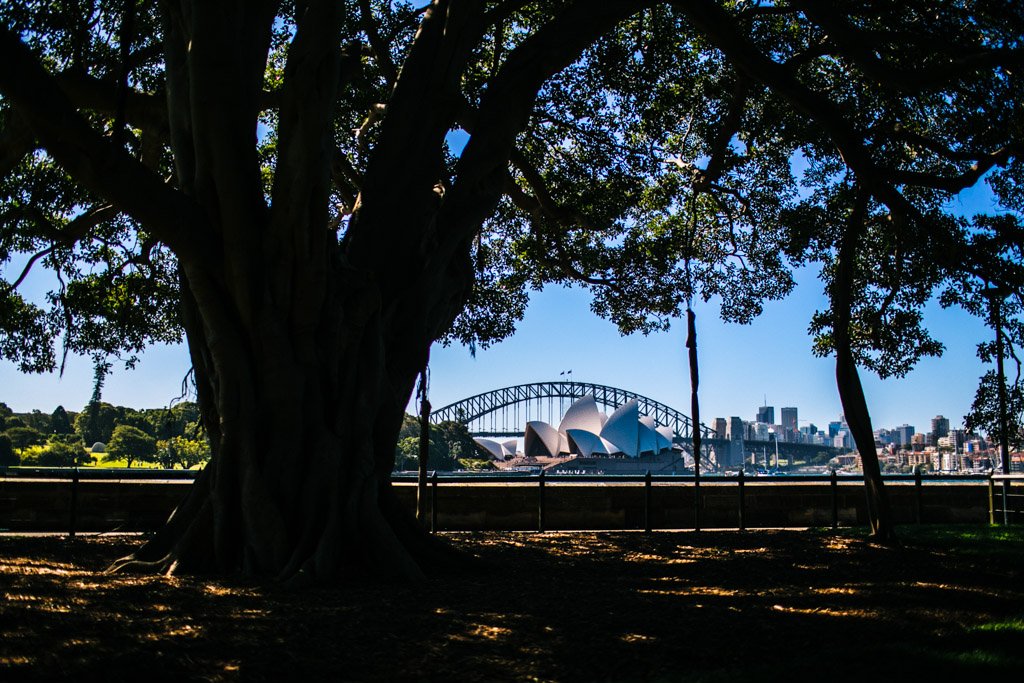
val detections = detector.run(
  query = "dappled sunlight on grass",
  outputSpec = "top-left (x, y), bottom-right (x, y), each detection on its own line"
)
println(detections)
top-left (971, 617), bottom-right (1024, 633)
top-left (1, 528), bottom-right (1022, 681)
top-left (770, 604), bottom-right (883, 620)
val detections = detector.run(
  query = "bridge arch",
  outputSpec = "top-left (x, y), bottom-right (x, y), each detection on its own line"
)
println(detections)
top-left (430, 381), bottom-right (716, 442)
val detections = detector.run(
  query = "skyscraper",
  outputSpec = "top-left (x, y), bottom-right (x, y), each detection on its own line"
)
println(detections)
top-left (781, 407), bottom-right (797, 434)
top-left (757, 405), bottom-right (774, 425)
top-left (895, 424), bottom-right (915, 447)
top-left (931, 415), bottom-right (950, 443)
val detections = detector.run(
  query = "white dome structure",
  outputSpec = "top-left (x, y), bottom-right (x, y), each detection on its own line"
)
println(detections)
top-left (473, 395), bottom-right (676, 461)
top-left (525, 420), bottom-right (562, 458)
top-left (511, 395), bottom-right (676, 459)
top-left (601, 399), bottom-right (640, 456)
top-left (559, 395), bottom-right (605, 435)
top-left (473, 437), bottom-right (519, 460)
top-left (565, 429), bottom-right (613, 458)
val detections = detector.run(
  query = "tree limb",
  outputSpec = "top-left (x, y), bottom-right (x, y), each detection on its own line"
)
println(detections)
top-left (0, 26), bottom-right (207, 263)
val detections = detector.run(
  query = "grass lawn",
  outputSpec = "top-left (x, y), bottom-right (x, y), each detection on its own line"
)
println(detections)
top-left (1, 526), bottom-right (1021, 681)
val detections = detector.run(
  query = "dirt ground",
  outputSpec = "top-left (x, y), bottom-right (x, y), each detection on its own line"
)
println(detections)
top-left (1, 528), bottom-right (1022, 682)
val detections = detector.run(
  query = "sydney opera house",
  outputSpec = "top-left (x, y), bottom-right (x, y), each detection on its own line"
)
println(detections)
top-left (474, 395), bottom-right (676, 461)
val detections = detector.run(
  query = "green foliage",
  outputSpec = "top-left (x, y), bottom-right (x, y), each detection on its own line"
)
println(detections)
top-left (966, 371), bottom-right (1024, 451)
top-left (457, 458), bottom-right (497, 472)
top-left (2, 425), bottom-right (45, 453)
top-left (393, 417), bottom-right (476, 471)
top-left (0, 433), bottom-right (16, 466)
top-left (155, 436), bottom-right (210, 469)
top-left (75, 402), bottom-right (120, 445)
top-left (50, 405), bottom-right (72, 434)
top-left (23, 435), bottom-right (91, 467)
top-left (106, 424), bottom-right (157, 468)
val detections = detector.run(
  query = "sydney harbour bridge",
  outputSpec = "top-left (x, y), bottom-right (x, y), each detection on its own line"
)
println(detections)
top-left (431, 380), bottom-right (841, 471)
top-left (431, 380), bottom-right (714, 442)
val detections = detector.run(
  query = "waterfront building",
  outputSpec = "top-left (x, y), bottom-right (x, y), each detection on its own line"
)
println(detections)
top-left (507, 395), bottom-right (673, 459)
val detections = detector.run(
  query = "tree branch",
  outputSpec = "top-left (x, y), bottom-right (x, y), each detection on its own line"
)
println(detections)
top-left (792, 1), bottom-right (1024, 91)
top-left (55, 69), bottom-right (169, 139)
top-left (438, 0), bottom-right (653, 251)
top-left (358, 0), bottom-right (399, 87)
top-left (0, 108), bottom-right (35, 180)
top-left (1, 204), bottom-right (120, 293)
top-left (0, 26), bottom-right (206, 263)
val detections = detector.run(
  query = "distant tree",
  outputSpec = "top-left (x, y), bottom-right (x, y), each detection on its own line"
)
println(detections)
top-left (107, 425), bottom-right (157, 468)
top-left (27, 435), bottom-right (91, 467)
top-left (50, 405), bottom-right (73, 435)
top-left (118, 409), bottom-right (155, 436)
top-left (0, 433), bottom-right (16, 466)
top-left (967, 372), bottom-right (1024, 453)
top-left (14, 409), bottom-right (50, 432)
top-left (964, 291), bottom-right (1024, 455)
top-left (393, 418), bottom-right (469, 472)
top-left (395, 436), bottom-right (422, 472)
top-left (146, 403), bottom-right (203, 440)
top-left (2, 416), bottom-right (26, 429)
top-left (0, 402), bottom-right (11, 431)
top-left (155, 436), bottom-right (211, 469)
top-left (75, 402), bottom-right (121, 445)
top-left (433, 421), bottom-right (477, 464)
top-left (3, 426), bottom-right (45, 454)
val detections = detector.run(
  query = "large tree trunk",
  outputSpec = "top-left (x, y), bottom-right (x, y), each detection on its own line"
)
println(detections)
top-left (832, 193), bottom-right (896, 542)
top-left (109, 241), bottom-right (468, 581)
top-left (20, 0), bottom-right (647, 583)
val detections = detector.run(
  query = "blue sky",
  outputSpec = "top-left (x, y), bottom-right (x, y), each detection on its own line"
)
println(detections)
top-left (0, 259), bottom-right (994, 434)
top-left (0, 158), bottom-right (1003, 435)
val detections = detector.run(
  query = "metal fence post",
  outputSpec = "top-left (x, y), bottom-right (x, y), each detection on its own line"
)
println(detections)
top-left (914, 467), bottom-right (923, 525)
top-left (644, 470), bottom-right (652, 533)
top-left (538, 470), bottom-right (546, 532)
top-left (737, 469), bottom-right (746, 532)
top-left (693, 470), bottom-right (701, 533)
top-left (430, 470), bottom-right (438, 534)
top-left (68, 467), bottom-right (79, 540)
top-left (989, 474), bottom-right (996, 525)
top-left (830, 469), bottom-right (839, 530)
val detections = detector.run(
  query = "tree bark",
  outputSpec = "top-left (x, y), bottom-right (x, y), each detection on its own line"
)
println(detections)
top-left (832, 194), bottom-right (896, 542)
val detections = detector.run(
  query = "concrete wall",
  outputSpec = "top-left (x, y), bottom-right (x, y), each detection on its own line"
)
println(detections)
top-left (1, 477), bottom-right (989, 532)
top-left (393, 481), bottom-right (990, 530)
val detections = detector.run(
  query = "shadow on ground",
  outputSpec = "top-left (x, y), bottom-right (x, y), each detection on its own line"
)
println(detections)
top-left (1, 528), bottom-right (1022, 681)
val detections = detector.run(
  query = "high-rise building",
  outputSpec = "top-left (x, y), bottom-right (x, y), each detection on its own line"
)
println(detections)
top-left (757, 405), bottom-right (774, 425)
top-left (828, 421), bottom-right (843, 439)
top-left (931, 415), bottom-right (950, 442)
top-left (713, 418), bottom-right (727, 440)
top-left (781, 407), bottom-right (797, 436)
top-left (894, 424), bottom-right (915, 447)
top-left (728, 416), bottom-right (744, 441)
